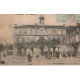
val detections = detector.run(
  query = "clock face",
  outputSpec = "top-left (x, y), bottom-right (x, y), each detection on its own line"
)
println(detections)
top-left (37, 28), bottom-right (46, 35)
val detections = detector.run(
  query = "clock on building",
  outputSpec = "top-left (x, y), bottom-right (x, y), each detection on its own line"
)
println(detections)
top-left (37, 28), bottom-right (46, 35)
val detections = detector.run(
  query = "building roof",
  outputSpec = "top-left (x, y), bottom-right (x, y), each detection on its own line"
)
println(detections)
top-left (14, 24), bottom-right (66, 29)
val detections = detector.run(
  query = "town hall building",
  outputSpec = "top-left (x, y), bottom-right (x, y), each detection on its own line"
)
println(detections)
top-left (14, 15), bottom-right (67, 58)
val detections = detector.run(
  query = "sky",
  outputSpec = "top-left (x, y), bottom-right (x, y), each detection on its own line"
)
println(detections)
top-left (0, 14), bottom-right (79, 43)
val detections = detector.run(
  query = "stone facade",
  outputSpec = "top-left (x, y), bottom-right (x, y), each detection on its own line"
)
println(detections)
top-left (14, 15), bottom-right (66, 58)
top-left (66, 23), bottom-right (80, 57)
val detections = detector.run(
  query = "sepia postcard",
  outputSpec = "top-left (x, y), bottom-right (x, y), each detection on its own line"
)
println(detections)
top-left (0, 14), bottom-right (80, 65)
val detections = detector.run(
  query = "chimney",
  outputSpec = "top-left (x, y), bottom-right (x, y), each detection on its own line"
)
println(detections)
top-left (35, 23), bottom-right (37, 27)
top-left (15, 24), bottom-right (17, 26)
top-left (63, 24), bottom-right (65, 27)
top-left (77, 23), bottom-right (80, 26)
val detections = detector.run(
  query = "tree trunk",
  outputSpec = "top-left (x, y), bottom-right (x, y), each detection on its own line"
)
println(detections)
top-left (41, 48), bottom-right (44, 56)
top-left (32, 48), bottom-right (34, 57)
top-left (53, 47), bottom-right (56, 58)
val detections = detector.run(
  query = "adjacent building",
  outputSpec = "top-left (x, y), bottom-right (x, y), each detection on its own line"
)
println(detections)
top-left (66, 23), bottom-right (80, 57)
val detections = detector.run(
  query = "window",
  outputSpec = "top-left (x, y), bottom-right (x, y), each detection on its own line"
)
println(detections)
top-left (63, 30), bottom-right (66, 35)
top-left (76, 35), bottom-right (79, 42)
top-left (24, 29), bottom-right (27, 34)
top-left (63, 38), bottom-right (66, 44)
top-left (58, 30), bottom-right (62, 35)
top-left (51, 29), bottom-right (57, 35)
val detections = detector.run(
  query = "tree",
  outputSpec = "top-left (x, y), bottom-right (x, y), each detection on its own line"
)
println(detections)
top-left (37, 37), bottom-right (47, 56)
top-left (29, 41), bottom-right (35, 56)
top-left (71, 42), bottom-right (79, 57)
top-left (50, 38), bottom-right (60, 57)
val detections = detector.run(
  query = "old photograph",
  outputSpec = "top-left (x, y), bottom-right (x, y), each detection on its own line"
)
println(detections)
top-left (0, 14), bottom-right (80, 65)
